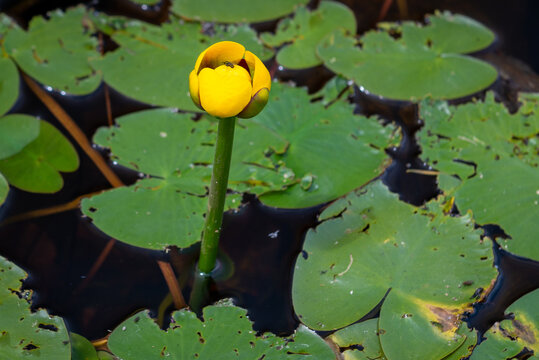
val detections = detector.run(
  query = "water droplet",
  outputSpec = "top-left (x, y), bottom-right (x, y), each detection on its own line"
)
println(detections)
top-left (268, 230), bottom-right (279, 239)
top-left (160, 131), bottom-right (168, 138)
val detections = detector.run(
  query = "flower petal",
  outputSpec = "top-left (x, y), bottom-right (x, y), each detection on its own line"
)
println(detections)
top-left (193, 49), bottom-right (208, 74)
top-left (238, 87), bottom-right (270, 119)
top-left (244, 51), bottom-right (272, 96)
top-left (188, 70), bottom-right (202, 109)
top-left (199, 64), bottom-right (252, 118)
top-left (198, 41), bottom-right (246, 74)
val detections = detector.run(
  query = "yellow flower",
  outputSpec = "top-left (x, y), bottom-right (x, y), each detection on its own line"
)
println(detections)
top-left (189, 41), bottom-right (271, 119)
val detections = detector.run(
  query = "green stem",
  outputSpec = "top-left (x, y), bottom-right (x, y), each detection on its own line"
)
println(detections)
top-left (198, 116), bottom-right (236, 274)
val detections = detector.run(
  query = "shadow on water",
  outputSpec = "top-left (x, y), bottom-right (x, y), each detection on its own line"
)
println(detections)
top-left (0, 0), bottom-right (538, 346)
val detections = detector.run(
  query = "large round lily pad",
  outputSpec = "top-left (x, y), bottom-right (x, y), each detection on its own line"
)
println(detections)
top-left (418, 93), bottom-right (539, 261)
top-left (317, 12), bottom-right (497, 101)
top-left (0, 255), bottom-right (71, 359)
top-left (470, 289), bottom-right (539, 359)
top-left (0, 57), bottom-right (19, 116)
top-left (108, 303), bottom-right (335, 359)
top-left (92, 17), bottom-right (272, 111)
top-left (261, 1), bottom-right (356, 69)
top-left (0, 120), bottom-right (79, 193)
top-left (256, 82), bottom-right (398, 208)
top-left (3, 6), bottom-right (101, 95)
top-left (171, 0), bottom-right (309, 23)
top-left (292, 181), bottom-right (496, 360)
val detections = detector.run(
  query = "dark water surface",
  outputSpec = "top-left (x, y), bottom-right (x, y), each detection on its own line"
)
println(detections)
top-left (0, 0), bottom-right (538, 344)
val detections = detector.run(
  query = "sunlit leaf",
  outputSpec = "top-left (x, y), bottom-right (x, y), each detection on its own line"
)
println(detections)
top-left (0, 255), bottom-right (71, 359)
top-left (317, 12), bottom-right (497, 100)
top-left (292, 181), bottom-right (496, 360)
top-left (470, 289), bottom-right (539, 359)
top-left (0, 57), bottom-right (19, 116)
top-left (92, 18), bottom-right (272, 111)
top-left (3, 6), bottom-right (101, 95)
top-left (108, 303), bottom-right (335, 359)
top-left (0, 120), bottom-right (79, 193)
top-left (418, 93), bottom-right (539, 261)
top-left (171, 0), bottom-right (309, 23)
top-left (256, 83), bottom-right (398, 208)
top-left (261, 1), bottom-right (356, 69)
top-left (0, 114), bottom-right (40, 160)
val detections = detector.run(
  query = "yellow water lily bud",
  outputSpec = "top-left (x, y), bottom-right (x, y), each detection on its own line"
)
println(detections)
top-left (189, 41), bottom-right (271, 119)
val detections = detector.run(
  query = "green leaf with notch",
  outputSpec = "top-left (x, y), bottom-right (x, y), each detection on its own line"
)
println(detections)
top-left (418, 93), bottom-right (539, 261)
top-left (0, 57), bottom-right (19, 117)
top-left (261, 1), bottom-right (356, 69)
top-left (3, 6), bottom-right (101, 95)
top-left (0, 255), bottom-right (71, 359)
top-left (0, 114), bottom-right (40, 160)
top-left (292, 181), bottom-right (496, 360)
top-left (317, 12), bottom-right (497, 101)
top-left (171, 0), bottom-right (309, 23)
top-left (0, 120), bottom-right (79, 193)
top-left (108, 303), bottom-right (335, 359)
top-left (328, 318), bottom-right (387, 360)
top-left (92, 18), bottom-right (272, 111)
top-left (470, 289), bottom-right (539, 359)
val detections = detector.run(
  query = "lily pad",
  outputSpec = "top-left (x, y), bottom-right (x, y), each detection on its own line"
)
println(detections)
top-left (171, 0), bottom-right (309, 23)
top-left (0, 57), bottom-right (19, 116)
top-left (0, 114), bottom-right (40, 160)
top-left (108, 303), bottom-right (335, 359)
top-left (261, 1), bottom-right (356, 69)
top-left (0, 255), bottom-right (71, 359)
top-left (0, 173), bottom-right (7, 207)
top-left (3, 6), bottom-right (101, 95)
top-left (470, 289), bottom-right (539, 359)
top-left (317, 12), bottom-right (497, 101)
top-left (70, 333), bottom-right (99, 360)
top-left (418, 93), bottom-right (539, 261)
top-left (92, 18), bottom-right (272, 111)
top-left (328, 318), bottom-right (387, 360)
top-left (0, 120), bottom-right (79, 193)
top-left (81, 109), bottom-right (289, 249)
top-left (255, 82), bottom-right (398, 208)
top-left (292, 181), bottom-right (496, 360)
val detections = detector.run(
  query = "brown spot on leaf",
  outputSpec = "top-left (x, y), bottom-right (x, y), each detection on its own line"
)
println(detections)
top-left (428, 306), bottom-right (459, 332)
top-left (512, 319), bottom-right (536, 344)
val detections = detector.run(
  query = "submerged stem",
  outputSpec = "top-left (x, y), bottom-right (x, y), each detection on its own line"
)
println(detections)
top-left (198, 116), bottom-right (236, 274)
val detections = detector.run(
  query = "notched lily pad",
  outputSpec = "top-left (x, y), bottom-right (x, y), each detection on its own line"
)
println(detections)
top-left (0, 57), bottom-right (19, 116)
top-left (317, 12), bottom-right (497, 101)
top-left (471, 289), bottom-right (539, 359)
top-left (171, 0), bottom-right (309, 23)
top-left (261, 1), bottom-right (356, 69)
top-left (0, 120), bottom-right (79, 193)
top-left (418, 93), bottom-right (539, 261)
top-left (0, 114), bottom-right (40, 160)
top-left (92, 18), bottom-right (272, 111)
top-left (0, 255), bottom-right (71, 359)
top-left (328, 318), bottom-right (387, 360)
top-left (292, 181), bottom-right (496, 360)
top-left (108, 303), bottom-right (335, 359)
top-left (3, 6), bottom-right (101, 95)
top-left (255, 82), bottom-right (398, 208)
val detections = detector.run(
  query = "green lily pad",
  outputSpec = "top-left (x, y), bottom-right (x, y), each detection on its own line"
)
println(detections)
top-left (130, 0), bottom-right (160, 4)
top-left (470, 289), bottom-right (539, 359)
top-left (92, 18), bottom-right (272, 111)
top-left (3, 6), bottom-right (101, 95)
top-left (0, 114), bottom-right (40, 160)
top-left (0, 255), bottom-right (71, 359)
top-left (311, 75), bottom-right (351, 106)
top-left (0, 120), bottom-right (79, 193)
top-left (329, 318), bottom-right (387, 360)
top-left (256, 82), bottom-right (398, 208)
top-left (0, 172), bottom-right (7, 207)
top-left (418, 93), bottom-right (539, 261)
top-left (261, 1), bottom-right (356, 69)
top-left (0, 57), bottom-right (19, 116)
top-left (70, 333), bottom-right (99, 360)
top-left (292, 181), bottom-right (496, 360)
top-left (171, 0), bottom-right (309, 23)
top-left (317, 12), bottom-right (497, 101)
top-left (108, 303), bottom-right (335, 359)
top-left (81, 109), bottom-right (289, 249)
